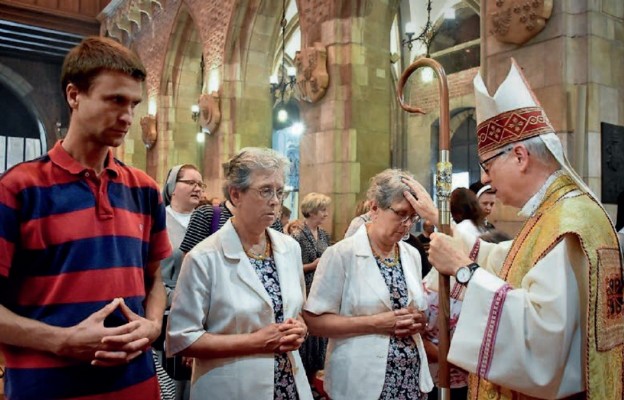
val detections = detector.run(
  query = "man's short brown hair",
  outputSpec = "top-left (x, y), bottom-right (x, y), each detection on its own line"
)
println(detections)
top-left (61, 36), bottom-right (146, 94)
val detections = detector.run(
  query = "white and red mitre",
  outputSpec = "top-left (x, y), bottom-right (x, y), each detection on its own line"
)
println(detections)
top-left (474, 58), bottom-right (605, 213)
top-left (474, 58), bottom-right (554, 157)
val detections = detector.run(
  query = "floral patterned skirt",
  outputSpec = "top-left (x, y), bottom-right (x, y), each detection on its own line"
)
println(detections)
top-left (274, 353), bottom-right (299, 400)
top-left (379, 336), bottom-right (426, 400)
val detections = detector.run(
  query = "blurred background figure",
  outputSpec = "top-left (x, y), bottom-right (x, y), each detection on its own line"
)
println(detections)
top-left (469, 181), bottom-right (497, 230)
top-left (344, 199), bottom-right (372, 238)
top-left (167, 147), bottom-right (312, 400)
top-left (450, 187), bottom-right (487, 239)
top-left (280, 205), bottom-right (292, 228)
top-left (161, 164), bottom-right (204, 306)
top-left (285, 219), bottom-right (304, 237)
top-left (160, 163), bottom-right (204, 400)
top-left (416, 219), bottom-right (435, 255)
top-left (292, 192), bottom-right (332, 386)
top-left (304, 170), bottom-right (432, 400)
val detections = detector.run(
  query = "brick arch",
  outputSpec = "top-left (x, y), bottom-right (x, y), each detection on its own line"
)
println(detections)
top-left (296, 0), bottom-right (372, 45)
top-left (0, 63), bottom-right (48, 151)
top-left (99, 0), bottom-right (236, 186)
top-left (429, 106), bottom-right (478, 183)
top-left (214, 0), bottom-right (286, 158)
top-left (160, 6), bottom-right (203, 180)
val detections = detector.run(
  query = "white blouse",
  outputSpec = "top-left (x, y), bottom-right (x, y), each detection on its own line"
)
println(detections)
top-left (167, 220), bottom-right (313, 400)
top-left (304, 225), bottom-right (433, 400)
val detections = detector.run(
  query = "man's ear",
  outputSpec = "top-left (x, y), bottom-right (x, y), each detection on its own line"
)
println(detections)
top-left (514, 144), bottom-right (530, 172)
top-left (66, 83), bottom-right (80, 110)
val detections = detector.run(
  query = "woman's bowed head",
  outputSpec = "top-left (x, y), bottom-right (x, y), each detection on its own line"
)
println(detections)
top-left (303, 169), bottom-right (434, 400)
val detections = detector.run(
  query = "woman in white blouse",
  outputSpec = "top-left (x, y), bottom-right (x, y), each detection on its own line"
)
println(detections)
top-left (166, 148), bottom-right (313, 400)
top-left (304, 169), bottom-right (433, 400)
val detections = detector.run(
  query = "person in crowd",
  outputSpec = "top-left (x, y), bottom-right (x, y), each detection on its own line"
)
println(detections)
top-left (280, 205), bottom-right (292, 228)
top-left (344, 199), bottom-right (372, 238)
top-left (160, 164), bottom-right (204, 400)
top-left (161, 164), bottom-right (204, 305)
top-left (403, 233), bottom-right (433, 278)
top-left (403, 59), bottom-right (623, 399)
top-left (450, 187), bottom-right (487, 240)
top-left (286, 219), bottom-right (305, 237)
top-left (0, 36), bottom-right (170, 399)
top-left (304, 169), bottom-right (433, 400)
top-left (416, 219), bottom-right (435, 254)
top-left (469, 181), bottom-right (497, 230)
top-left (167, 147), bottom-right (313, 400)
top-left (291, 192), bottom-right (332, 383)
top-left (293, 193), bottom-right (332, 295)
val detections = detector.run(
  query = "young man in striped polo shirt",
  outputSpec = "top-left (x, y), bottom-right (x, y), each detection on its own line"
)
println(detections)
top-left (0, 36), bottom-right (171, 399)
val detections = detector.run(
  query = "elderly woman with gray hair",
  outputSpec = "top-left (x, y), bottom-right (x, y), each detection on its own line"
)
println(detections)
top-left (167, 148), bottom-right (313, 400)
top-left (304, 169), bottom-right (433, 400)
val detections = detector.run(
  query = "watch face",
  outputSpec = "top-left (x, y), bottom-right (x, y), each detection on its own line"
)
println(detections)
top-left (456, 266), bottom-right (471, 284)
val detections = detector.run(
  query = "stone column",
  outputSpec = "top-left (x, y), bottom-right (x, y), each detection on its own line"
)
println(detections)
top-left (297, 0), bottom-right (397, 236)
top-left (482, 0), bottom-right (623, 221)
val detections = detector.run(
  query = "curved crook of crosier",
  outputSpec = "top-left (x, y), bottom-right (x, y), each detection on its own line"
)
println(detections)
top-left (397, 57), bottom-right (450, 152)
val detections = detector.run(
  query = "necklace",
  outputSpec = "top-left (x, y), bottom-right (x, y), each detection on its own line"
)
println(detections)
top-left (244, 233), bottom-right (272, 260)
top-left (232, 217), bottom-right (272, 260)
top-left (371, 244), bottom-right (399, 267)
top-left (366, 225), bottom-right (400, 267)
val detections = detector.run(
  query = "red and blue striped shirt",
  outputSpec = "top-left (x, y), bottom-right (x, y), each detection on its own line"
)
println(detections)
top-left (0, 141), bottom-right (172, 399)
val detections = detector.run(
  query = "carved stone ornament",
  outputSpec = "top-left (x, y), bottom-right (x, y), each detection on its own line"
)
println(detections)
top-left (99, 0), bottom-right (163, 42)
top-left (198, 92), bottom-right (221, 135)
top-left (140, 114), bottom-right (157, 149)
top-left (295, 42), bottom-right (329, 103)
top-left (490, 0), bottom-right (553, 45)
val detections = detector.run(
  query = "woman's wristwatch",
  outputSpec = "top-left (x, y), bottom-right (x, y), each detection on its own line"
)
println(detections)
top-left (455, 262), bottom-right (480, 285)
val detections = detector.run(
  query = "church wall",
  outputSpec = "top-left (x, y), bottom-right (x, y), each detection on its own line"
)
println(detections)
top-left (483, 0), bottom-right (624, 223)
top-left (0, 55), bottom-right (66, 150)
top-left (298, 0), bottom-right (399, 237)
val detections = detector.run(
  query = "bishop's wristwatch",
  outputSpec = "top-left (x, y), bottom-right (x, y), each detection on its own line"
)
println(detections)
top-left (455, 262), bottom-right (480, 285)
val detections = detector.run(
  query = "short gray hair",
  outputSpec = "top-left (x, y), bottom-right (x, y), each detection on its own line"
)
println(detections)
top-left (366, 169), bottom-right (416, 209)
top-left (222, 147), bottom-right (289, 201)
top-left (521, 136), bottom-right (558, 167)
top-left (495, 136), bottom-right (558, 169)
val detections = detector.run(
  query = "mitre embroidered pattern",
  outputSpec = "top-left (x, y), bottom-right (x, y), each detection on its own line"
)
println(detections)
top-left (476, 106), bottom-right (553, 156)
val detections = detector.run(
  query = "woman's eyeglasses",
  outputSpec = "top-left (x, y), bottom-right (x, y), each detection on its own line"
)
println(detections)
top-left (388, 207), bottom-right (420, 225)
top-left (178, 180), bottom-right (207, 190)
top-left (249, 186), bottom-right (285, 200)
